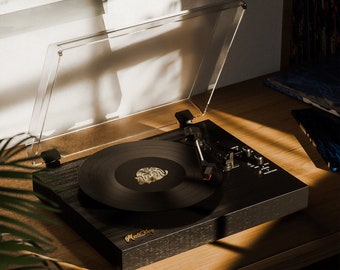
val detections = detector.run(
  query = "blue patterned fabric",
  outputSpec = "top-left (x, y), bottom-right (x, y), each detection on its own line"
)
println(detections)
top-left (265, 54), bottom-right (340, 117)
top-left (292, 108), bottom-right (340, 172)
top-left (265, 54), bottom-right (340, 172)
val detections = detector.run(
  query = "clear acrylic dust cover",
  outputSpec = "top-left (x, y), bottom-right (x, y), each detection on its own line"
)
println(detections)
top-left (27, 0), bottom-right (246, 163)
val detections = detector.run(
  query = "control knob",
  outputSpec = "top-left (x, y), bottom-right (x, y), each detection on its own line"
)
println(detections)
top-left (254, 154), bottom-right (264, 166)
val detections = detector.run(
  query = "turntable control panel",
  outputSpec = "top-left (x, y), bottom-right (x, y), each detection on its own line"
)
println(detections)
top-left (152, 111), bottom-right (280, 182)
top-left (213, 144), bottom-right (278, 179)
top-left (220, 145), bottom-right (278, 176)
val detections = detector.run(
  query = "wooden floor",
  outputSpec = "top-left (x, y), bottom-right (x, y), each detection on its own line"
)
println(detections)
top-left (3, 75), bottom-right (340, 269)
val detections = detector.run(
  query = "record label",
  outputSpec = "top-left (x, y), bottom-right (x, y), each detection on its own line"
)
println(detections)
top-left (115, 157), bottom-right (184, 192)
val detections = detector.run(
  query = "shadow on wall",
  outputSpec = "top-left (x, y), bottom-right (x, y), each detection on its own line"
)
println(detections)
top-left (0, 0), bottom-right (184, 139)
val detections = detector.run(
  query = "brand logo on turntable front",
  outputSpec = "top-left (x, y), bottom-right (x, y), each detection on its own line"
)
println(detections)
top-left (125, 229), bottom-right (155, 243)
top-left (135, 167), bottom-right (168, 185)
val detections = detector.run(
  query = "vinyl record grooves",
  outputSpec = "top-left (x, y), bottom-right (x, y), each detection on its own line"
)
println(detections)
top-left (78, 140), bottom-right (218, 211)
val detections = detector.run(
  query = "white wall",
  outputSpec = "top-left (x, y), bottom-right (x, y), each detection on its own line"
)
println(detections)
top-left (0, 0), bottom-right (283, 140)
top-left (219, 0), bottom-right (283, 86)
top-left (1, 0), bottom-right (107, 139)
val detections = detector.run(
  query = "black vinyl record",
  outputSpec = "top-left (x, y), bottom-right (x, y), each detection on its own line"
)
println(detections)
top-left (78, 140), bottom-right (219, 211)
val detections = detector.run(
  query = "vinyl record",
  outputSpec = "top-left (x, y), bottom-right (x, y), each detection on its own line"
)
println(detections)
top-left (78, 140), bottom-right (218, 211)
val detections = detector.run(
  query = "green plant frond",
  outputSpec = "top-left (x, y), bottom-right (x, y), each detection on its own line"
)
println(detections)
top-left (0, 199), bottom-right (60, 225)
top-left (7, 266), bottom-right (51, 270)
top-left (0, 192), bottom-right (42, 210)
top-left (0, 186), bottom-right (35, 195)
top-left (0, 206), bottom-right (59, 227)
top-left (2, 157), bottom-right (39, 169)
top-left (0, 133), bottom-right (26, 153)
top-left (0, 170), bottom-right (32, 180)
top-left (0, 134), bottom-right (36, 161)
top-left (0, 224), bottom-right (52, 249)
top-left (1, 153), bottom-right (43, 170)
top-left (0, 215), bottom-right (53, 244)
top-left (34, 254), bottom-right (64, 270)
top-left (0, 186), bottom-right (60, 211)
top-left (0, 252), bottom-right (61, 270)
top-left (0, 239), bottom-right (48, 254)
top-left (0, 226), bottom-right (51, 248)
top-left (0, 215), bottom-right (49, 240)
top-left (1, 144), bottom-right (31, 163)
top-left (45, 259), bottom-right (63, 270)
top-left (0, 134), bottom-right (74, 269)
top-left (0, 191), bottom-right (51, 209)
top-left (4, 266), bottom-right (47, 270)
top-left (0, 239), bottom-right (49, 256)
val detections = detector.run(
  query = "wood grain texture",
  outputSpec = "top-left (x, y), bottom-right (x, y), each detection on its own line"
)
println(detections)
top-left (2, 75), bottom-right (339, 269)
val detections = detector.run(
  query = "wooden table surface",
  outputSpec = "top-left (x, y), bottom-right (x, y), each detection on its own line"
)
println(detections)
top-left (4, 75), bottom-right (339, 269)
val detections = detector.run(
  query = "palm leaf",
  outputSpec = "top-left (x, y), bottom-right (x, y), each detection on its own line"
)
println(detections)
top-left (0, 134), bottom-right (36, 161)
top-left (0, 199), bottom-right (59, 226)
top-left (1, 215), bottom-right (53, 245)
top-left (0, 186), bottom-right (60, 212)
top-left (0, 224), bottom-right (52, 249)
top-left (2, 156), bottom-right (41, 170)
top-left (0, 253), bottom-right (62, 270)
top-left (0, 186), bottom-right (60, 210)
top-left (0, 170), bottom-right (32, 180)
top-left (0, 239), bottom-right (49, 254)
top-left (0, 134), bottom-right (66, 269)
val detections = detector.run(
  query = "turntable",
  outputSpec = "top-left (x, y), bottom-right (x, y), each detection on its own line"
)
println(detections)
top-left (28, 1), bottom-right (308, 269)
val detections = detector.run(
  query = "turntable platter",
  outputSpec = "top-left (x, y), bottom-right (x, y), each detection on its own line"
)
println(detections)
top-left (78, 140), bottom-right (219, 211)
